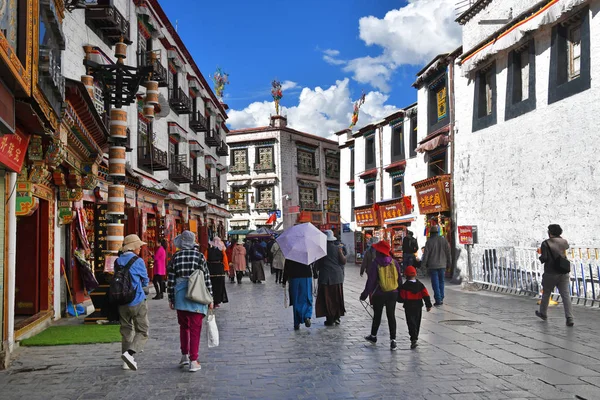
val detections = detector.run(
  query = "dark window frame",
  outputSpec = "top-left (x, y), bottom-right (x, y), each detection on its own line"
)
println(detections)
top-left (365, 183), bottom-right (375, 205)
top-left (392, 176), bottom-right (404, 199)
top-left (297, 148), bottom-right (315, 168)
top-left (349, 147), bottom-right (355, 177)
top-left (409, 115), bottom-right (418, 158)
top-left (365, 136), bottom-right (375, 169)
top-left (255, 145), bottom-right (274, 167)
top-left (472, 62), bottom-right (497, 132)
top-left (427, 148), bottom-right (447, 178)
top-left (427, 74), bottom-right (449, 134)
top-left (505, 40), bottom-right (537, 120)
top-left (548, 7), bottom-right (591, 105)
top-left (350, 189), bottom-right (355, 221)
top-left (391, 124), bottom-right (405, 162)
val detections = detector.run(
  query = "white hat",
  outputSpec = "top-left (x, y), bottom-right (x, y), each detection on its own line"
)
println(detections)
top-left (324, 230), bottom-right (337, 242)
top-left (120, 234), bottom-right (147, 252)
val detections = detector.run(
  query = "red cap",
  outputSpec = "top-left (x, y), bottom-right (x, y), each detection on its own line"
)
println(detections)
top-left (372, 241), bottom-right (391, 257)
top-left (405, 266), bottom-right (417, 277)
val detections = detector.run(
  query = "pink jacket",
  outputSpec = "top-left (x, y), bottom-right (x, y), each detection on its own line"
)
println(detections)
top-left (231, 244), bottom-right (247, 271)
top-left (154, 246), bottom-right (167, 276)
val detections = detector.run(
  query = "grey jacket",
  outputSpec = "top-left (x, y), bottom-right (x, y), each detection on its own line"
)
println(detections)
top-left (422, 235), bottom-right (451, 270)
top-left (360, 247), bottom-right (376, 276)
top-left (316, 242), bottom-right (345, 285)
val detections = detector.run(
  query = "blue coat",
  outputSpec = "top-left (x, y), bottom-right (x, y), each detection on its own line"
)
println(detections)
top-left (116, 251), bottom-right (149, 307)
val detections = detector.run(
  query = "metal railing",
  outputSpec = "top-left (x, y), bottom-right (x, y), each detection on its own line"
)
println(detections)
top-left (455, 0), bottom-right (477, 16)
top-left (472, 245), bottom-right (600, 306)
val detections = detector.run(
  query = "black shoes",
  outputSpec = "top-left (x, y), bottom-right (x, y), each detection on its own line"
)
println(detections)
top-left (535, 311), bottom-right (547, 321)
top-left (410, 340), bottom-right (418, 349)
top-left (152, 294), bottom-right (163, 300)
top-left (390, 340), bottom-right (397, 351)
top-left (294, 325), bottom-right (300, 331)
top-left (334, 318), bottom-right (341, 325)
top-left (434, 302), bottom-right (443, 306)
top-left (304, 318), bottom-right (311, 328)
top-left (324, 320), bottom-right (334, 326)
top-left (566, 318), bottom-right (574, 326)
top-left (365, 335), bottom-right (377, 344)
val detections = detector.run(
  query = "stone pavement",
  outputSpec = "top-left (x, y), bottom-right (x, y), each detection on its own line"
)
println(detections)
top-left (3, 266), bottom-right (600, 400)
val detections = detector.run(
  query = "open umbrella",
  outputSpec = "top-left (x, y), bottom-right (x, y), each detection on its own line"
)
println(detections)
top-left (276, 223), bottom-right (327, 265)
top-left (246, 227), bottom-right (273, 239)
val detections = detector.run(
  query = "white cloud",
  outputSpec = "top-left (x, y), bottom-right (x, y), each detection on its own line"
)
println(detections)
top-left (323, 49), bottom-right (340, 57)
top-left (338, 0), bottom-right (462, 91)
top-left (227, 78), bottom-right (398, 138)
top-left (280, 80), bottom-right (298, 91)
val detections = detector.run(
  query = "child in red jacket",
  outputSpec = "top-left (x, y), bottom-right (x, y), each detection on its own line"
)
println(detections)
top-left (399, 266), bottom-right (432, 349)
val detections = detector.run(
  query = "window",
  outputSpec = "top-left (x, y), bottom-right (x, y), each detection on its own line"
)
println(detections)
top-left (427, 149), bottom-right (447, 178)
top-left (548, 10), bottom-right (590, 104)
top-left (568, 24), bottom-right (581, 81)
top-left (297, 149), bottom-right (318, 175)
top-left (350, 190), bottom-right (355, 221)
top-left (38, 4), bottom-right (65, 115)
top-left (256, 186), bottom-right (274, 209)
top-left (169, 140), bottom-right (178, 163)
top-left (391, 125), bottom-right (404, 162)
top-left (191, 155), bottom-right (197, 177)
top-left (472, 63), bottom-right (497, 132)
top-left (427, 75), bottom-right (448, 133)
top-left (506, 42), bottom-right (536, 120)
top-left (299, 187), bottom-right (317, 210)
top-left (365, 184), bottom-right (375, 205)
top-left (230, 149), bottom-right (248, 174)
top-left (350, 147), bottom-right (355, 177)
top-left (365, 136), bottom-right (375, 168)
top-left (230, 187), bottom-right (248, 211)
top-left (326, 190), bottom-right (340, 212)
top-left (138, 114), bottom-right (151, 156)
top-left (392, 176), bottom-right (404, 199)
top-left (409, 115), bottom-right (417, 158)
top-left (325, 156), bottom-right (339, 179)
top-left (255, 146), bottom-right (274, 172)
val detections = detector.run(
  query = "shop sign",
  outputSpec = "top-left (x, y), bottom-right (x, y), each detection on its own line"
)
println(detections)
top-left (268, 210), bottom-right (282, 218)
top-left (377, 197), bottom-right (410, 223)
top-left (287, 205), bottom-right (300, 214)
top-left (311, 212), bottom-right (323, 225)
top-left (0, 80), bottom-right (15, 133)
top-left (458, 226), bottom-right (473, 245)
top-left (413, 175), bottom-right (451, 214)
top-left (342, 223), bottom-right (351, 233)
top-left (0, 128), bottom-right (30, 172)
top-left (327, 212), bottom-right (340, 224)
top-left (355, 206), bottom-right (379, 227)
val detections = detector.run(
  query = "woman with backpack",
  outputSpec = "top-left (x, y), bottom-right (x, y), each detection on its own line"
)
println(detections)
top-left (205, 237), bottom-right (229, 307)
top-left (167, 230), bottom-right (213, 372)
top-left (359, 241), bottom-right (403, 351)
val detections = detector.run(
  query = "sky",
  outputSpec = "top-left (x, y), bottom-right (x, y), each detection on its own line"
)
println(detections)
top-left (160, 0), bottom-right (462, 138)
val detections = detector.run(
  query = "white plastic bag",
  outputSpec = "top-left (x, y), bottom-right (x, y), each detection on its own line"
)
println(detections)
top-left (206, 311), bottom-right (219, 348)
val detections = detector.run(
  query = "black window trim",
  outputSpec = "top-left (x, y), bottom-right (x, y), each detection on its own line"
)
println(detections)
top-left (391, 124), bottom-right (405, 162)
top-left (548, 6), bottom-right (591, 105)
top-left (427, 73), bottom-right (449, 134)
top-left (505, 40), bottom-right (537, 121)
top-left (472, 62), bottom-right (497, 132)
top-left (364, 135), bottom-right (376, 170)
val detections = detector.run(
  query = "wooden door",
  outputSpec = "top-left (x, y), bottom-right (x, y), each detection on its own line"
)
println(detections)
top-left (15, 205), bottom-right (41, 315)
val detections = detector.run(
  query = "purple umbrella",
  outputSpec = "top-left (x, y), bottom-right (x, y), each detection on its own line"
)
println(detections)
top-left (276, 223), bottom-right (327, 265)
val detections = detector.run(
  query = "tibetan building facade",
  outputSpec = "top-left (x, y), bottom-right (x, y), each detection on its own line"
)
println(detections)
top-left (0, 0), bottom-right (229, 366)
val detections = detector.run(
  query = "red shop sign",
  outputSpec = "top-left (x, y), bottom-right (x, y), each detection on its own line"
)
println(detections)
top-left (458, 226), bottom-right (473, 245)
top-left (0, 128), bottom-right (30, 172)
top-left (355, 206), bottom-right (379, 227)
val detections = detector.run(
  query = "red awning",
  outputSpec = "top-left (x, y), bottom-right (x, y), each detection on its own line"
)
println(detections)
top-left (384, 160), bottom-right (407, 172)
top-left (359, 168), bottom-right (377, 179)
top-left (416, 125), bottom-right (450, 154)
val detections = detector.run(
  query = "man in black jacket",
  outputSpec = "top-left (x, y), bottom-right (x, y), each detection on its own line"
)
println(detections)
top-left (401, 231), bottom-right (418, 272)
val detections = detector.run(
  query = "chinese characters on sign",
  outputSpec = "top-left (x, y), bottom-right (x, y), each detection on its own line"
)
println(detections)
top-left (378, 197), bottom-right (410, 222)
top-left (0, 128), bottom-right (30, 172)
top-left (354, 206), bottom-right (379, 227)
top-left (458, 226), bottom-right (474, 245)
top-left (413, 175), bottom-right (451, 215)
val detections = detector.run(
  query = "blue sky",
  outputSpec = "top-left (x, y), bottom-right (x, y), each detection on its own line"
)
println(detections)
top-left (160, 0), bottom-right (461, 136)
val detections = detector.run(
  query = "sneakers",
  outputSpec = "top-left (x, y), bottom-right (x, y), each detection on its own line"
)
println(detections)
top-left (294, 325), bottom-right (300, 331)
top-left (364, 335), bottom-right (377, 344)
top-left (334, 318), bottom-right (341, 325)
top-left (121, 351), bottom-right (137, 371)
top-left (189, 360), bottom-right (201, 372)
top-left (566, 318), bottom-right (574, 327)
top-left (411, 340), bottom-right (418, 349)
top-left (122, 362), bottom-right (130, 370)
top-left (433, 302), bottom-right (442, 307)
top-left (179, 354), bottom-right (190, 366)
top-left (304, 317), bottom-right (311, 328)
top-left (535, 311), bottom-right (547, 321)
top-left (390, 340), bottom-right (397, 351)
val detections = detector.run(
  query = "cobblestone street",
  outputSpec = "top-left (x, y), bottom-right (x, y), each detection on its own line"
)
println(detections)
top-left (2, 266), bottom-right (600, 400)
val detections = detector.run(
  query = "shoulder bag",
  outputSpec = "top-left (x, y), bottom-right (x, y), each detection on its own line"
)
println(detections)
top-left (547, 244), bottom-right (571, 274)
top-left (186, 267), bottom-right (213, 305)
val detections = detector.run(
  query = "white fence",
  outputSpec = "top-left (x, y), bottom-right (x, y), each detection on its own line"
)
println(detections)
top-left (471, 246), bottom-right (600, 306)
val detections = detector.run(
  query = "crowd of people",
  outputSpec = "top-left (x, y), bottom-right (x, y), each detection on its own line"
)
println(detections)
top-left (111, 222), bottom-right (573, 372)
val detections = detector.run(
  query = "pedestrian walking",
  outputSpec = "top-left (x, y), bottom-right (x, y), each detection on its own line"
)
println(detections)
top-left (421, 225), bottom-right (451, 306)
top-left (167, 230), bottom-right (213, 372)
top-left (152, 240), bottom-right (167, 300)
top-left (283, 259), bottom-right (313, 330)
top-left (249, 239), bottom-right (267, 283)
top-left (536, 224), bottom-right (574, 326)
top-left (360, 241), bottom-right (402, 351)
top-left (402, 231), bottom-right (419, 272)
top-left (231, 240), bottom-right (247, 284)
top-left (226, 241), bottom-right (235, 283)
top-left (271, 240), bottom-right (285, 284)
top-left (360, 236), bottom-right (379, 277)
top-left (116, 234), bottom-right (150, 371)
top-left (399, 266), bottom-right (432, 349)
top-left (315, 230), bottom-right (346, 326)
top-left (206, 237), bottom-right (229, 306)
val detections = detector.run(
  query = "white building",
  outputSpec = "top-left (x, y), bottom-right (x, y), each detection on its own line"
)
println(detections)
top-left (227, 116), bottom-right (340, 235)
top-left (453, 0), bottom-right (600, 254)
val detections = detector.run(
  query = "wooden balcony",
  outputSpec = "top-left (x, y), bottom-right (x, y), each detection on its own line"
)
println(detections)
top-left (137, 51), bottom-right (168, 87)
top-left (190, 175), bottom-right (209, 192)
top-left (189, 111), bottom-right (208, 133)
top-left (205, 128), bottom-right (220, 147)
top-left (297, 164), bottom-right (320, 176)
top-left (300, 201), bottom-right (321, 211)
top-left (254, 163), bottom-right (275, 173)
top-left (169, 87), bottom-right (192, 115)
top-left (85, 1), bottom-right (130, 45)
top-left (169, 156), bottom-right (192, 183)
top-left (217, 190), bottom-right (228, 205)
top-left (206, 177), bottom-right (220, 200)
top-left (138, 145), bottom-right (169, 171)
top-left (216, 141), bottom-right (228, 156)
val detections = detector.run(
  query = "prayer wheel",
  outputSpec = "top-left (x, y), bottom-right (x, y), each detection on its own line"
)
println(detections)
top-left (109, 109), bottom-right (128, 140)
top-left (109, 146), bottom-right (126, 177)
top-left (143, 104), bottom-right (155, 119)
top-left (106, 222), bottom-right (125, 253)
top-left (107, 184), bottom-right (125, 216)
top-left (114, 42), bottom-right (127, 60)
top-left (81, 75), bottom-right (94, 98)
top-left (145, 81), bottom-right (159, 104)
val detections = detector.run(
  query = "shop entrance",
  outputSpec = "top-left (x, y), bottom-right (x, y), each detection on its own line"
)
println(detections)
top-left (15, 199), bottom-right (50, 316)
